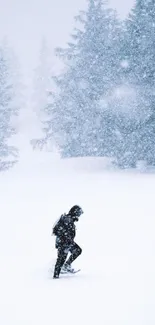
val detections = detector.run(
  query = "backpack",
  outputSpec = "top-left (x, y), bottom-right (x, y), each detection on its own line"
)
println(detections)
top-left (52, 215), bottom-right (64, 236)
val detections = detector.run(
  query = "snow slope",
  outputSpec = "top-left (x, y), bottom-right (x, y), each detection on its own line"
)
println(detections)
top-left (0, 153), bottom-right (155, 325)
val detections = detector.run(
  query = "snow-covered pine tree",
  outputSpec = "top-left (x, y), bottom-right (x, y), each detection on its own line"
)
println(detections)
top-left (126, 0), bottom-right (155, 85)
top-left (114, 0), bottom-right (155, 168)
top-left (44, 0), bottom-right (121, 158)
top-left (0, 45), bottom-right (19, 170)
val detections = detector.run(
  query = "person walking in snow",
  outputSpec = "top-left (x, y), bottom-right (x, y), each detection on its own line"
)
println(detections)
top-left (52, 205), bottom-right (83, 279)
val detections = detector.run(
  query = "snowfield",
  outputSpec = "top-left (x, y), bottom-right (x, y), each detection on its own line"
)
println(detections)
top-left (0, 153), bottom-right (155, 325)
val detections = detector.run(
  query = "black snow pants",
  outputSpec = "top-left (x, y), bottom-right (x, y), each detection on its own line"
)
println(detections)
top-left (53, 242), bottom-right (82, 277)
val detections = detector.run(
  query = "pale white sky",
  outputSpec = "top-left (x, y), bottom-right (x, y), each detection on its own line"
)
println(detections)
top-left (0, 0), bottom-right (134, 80)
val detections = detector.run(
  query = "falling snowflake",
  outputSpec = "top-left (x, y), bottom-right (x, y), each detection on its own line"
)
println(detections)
top-left (120, 60), bottom-right (129, 69)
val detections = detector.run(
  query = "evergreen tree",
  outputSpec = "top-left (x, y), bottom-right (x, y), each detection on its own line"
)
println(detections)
top-left (45, 0), bottom-right (121, 157)
top-left (114, 0), bottom-right (155, 168)
top-left (126, 0), bottom-right (155, 85)
top-left (0, 45), bottom-right (19, 170)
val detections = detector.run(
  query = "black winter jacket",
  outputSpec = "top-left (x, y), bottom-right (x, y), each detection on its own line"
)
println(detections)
top-left (53, 214), bottom-right (76, 247)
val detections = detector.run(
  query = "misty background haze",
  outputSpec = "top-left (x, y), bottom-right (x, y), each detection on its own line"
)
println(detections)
top-left (0, 0), bottom-right (134, 77)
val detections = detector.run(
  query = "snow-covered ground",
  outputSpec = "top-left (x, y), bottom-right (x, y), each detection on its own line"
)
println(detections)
top-left (0, 152), bottom-right (155, 325)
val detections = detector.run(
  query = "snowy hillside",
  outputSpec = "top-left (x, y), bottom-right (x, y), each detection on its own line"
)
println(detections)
top-left (0, 153), bottom-right (155, 325)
